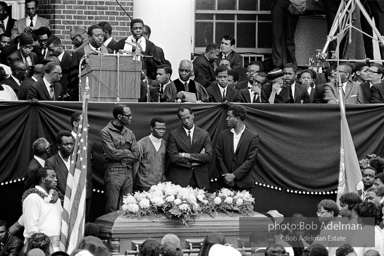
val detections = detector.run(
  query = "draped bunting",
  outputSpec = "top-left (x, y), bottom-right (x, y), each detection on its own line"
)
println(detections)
top-left (1, 102), bottom-right (384, 194)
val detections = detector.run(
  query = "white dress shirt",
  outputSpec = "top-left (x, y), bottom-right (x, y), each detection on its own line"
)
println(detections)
top-left (231, 125), bottom-right (246, 153)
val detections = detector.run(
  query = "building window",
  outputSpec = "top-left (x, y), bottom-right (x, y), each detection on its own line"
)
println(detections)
top-left (194, 0), bottom-right (272, 54)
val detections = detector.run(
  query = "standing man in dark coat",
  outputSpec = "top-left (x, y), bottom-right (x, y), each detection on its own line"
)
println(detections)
top-left (0, 220), bottom-right (22, 256)
top-left (216, 105), bottom-right (259, 191)
top-left (193, 43), bottom-right (220, 87)
top-left (167, 106), bottom-right (212, 190)
top-left (215, 35), bottom-right (242, 70)
top-left (113, 18), bottom-right (168, 81)
top-left (271, 0), bottom-right (299, 68)
top-left (24, 137), bottom-right (51, 191)
top-left (45, 130), bottom-right (74, 199)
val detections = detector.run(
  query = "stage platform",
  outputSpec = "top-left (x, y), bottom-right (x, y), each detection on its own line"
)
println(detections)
top-left (95, 211), bottom-right (270, 255)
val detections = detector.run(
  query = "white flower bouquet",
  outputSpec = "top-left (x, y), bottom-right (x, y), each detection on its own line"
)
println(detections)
top-left (120, 182), bottom-right (255, 226)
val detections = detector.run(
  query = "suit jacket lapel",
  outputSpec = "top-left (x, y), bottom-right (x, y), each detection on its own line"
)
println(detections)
top-left (344, 81), bottom-right (352, 97)
top-left (41, 80), bottom-right (51, 99)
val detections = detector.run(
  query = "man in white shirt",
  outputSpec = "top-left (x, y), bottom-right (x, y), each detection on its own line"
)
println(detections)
top-left (216, 104), bottom-right (259, 191)
top-left (134, 117), bottom-right (167, 191)
top-left (22, 167), bottom-right (62, 251)
top-left (45, 130), bottom-right (74, 199)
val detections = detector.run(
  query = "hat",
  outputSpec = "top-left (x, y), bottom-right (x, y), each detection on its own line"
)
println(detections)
top-left (208, 244), bottom-right (241, 256)
top-left (19, 33), bottom-right (33, 45)
top-left (70, 26), bottom-right (86, 39)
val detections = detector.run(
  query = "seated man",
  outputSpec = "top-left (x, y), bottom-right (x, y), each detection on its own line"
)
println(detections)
top-left (174, 59), bottom-right (209, 102)
top-left (149, 65), bottom-right (177, 102)
top-left (0, 220), bottom-right (23, 256)
top-left (235, 61), bottom-right (264, 90)
top-left (324, 63), bottom-right (363, 104)
top-left (7, 33), bottom-right (38, 75)
top-left (239, 72), bottom-right (267, 103)
top-left (263, 64), bottom-right (310, 104)
top-left (215, 35), bottom-right (242, 70)
top-left (298, 69), bottom-right (316, 103)
top-left (207, 65), bottom-right (239, 102)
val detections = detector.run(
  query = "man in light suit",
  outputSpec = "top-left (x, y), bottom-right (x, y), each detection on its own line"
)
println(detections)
top-left (324, 63), bottom-right (364, 104)
top-left (167, 106), bottom-right (213, 190)
top-left (27, 61), bottom-right (64, 101)
top-left (216, 104), bottom-right (259, 191)
top-left (11, 0), bottom-right (50, 40)
top-left (24, 137), bottom-right (51, 191)
top-left (45, 130), bottom-right (74, 198)
top-left (215, 35), bottom-right (242, 70)
top-left (193, 43), bottom-right (220, 87)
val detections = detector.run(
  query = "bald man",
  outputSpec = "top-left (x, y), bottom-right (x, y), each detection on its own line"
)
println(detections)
top-left (173, 60), bottom-right (209, 102)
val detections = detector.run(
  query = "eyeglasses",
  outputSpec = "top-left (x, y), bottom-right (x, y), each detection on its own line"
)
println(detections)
top-left (45, 143), bottom-right (52, 151)
top-left (367, 69), bottom-right (379, 74)
top-left (246, 69), bottom-right (258, 74)
top-left (121, 113), bottom-right (132, 118)
top-left (21, 45), bottom-right (34, 50)
top-left (179, 69), bottom-right (191, 73)
top-left (317, 210), bottom-right (328, 215)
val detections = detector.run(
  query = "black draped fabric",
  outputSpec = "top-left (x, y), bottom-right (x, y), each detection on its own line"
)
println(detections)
top-left (1, 102), bottom-right (384, 191)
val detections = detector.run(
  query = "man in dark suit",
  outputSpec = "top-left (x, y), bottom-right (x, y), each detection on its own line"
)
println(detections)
top-left (238, 72), bottom-right (267, 103)
top-left (0, 33), bottom-right (11, 64)
top-left (235, 61), bottom-right (264, 90)
top-left (361, 0), bottom-right (384, 59)
top-left (149, 64), bottom-right (177, 102)
top-left (11, 0), bottom-right (50, 40)
top-left (98, 21), bottom-right (117, 50)
top-left (18, 63), bottom-right (44, 100)
top-left (24, 137), bottom-right (51, 190)
top-left (314, 66), bottom-right (335, 103)
top-left (71, 111), bottom-right (93, 222)
top-left (207, 65), bottom-right (239, 102)
top-left (167, 106), bottom-right (213, 189)
top-left (0, 220), bottom-right (22, 256)
top-left (113, 19), bottom-right (168, 81)
top-left (4, 60), bottom-right (27, 95)
top-left (0, 2), bottom-right (16, 35)
top-left (27, 61), bottom-right (64, 101)
top-left (370, 81), bottom-right (384, 103)
top-left (298, 69), bottom-right (316, 103)
top-left (34, 26), bottom-right (51, 62)
top-left (174, 59), bottom-right (209, 102)
top-left (7, 33), bottom-right (38, 74)
top-left (215, 35), bottom-right (242, 70)
top-left (45, 130), bottom-right (74, 198)
top-left (216, 105), bottom-right (259, 191)
top-left (271, 0), bottom-right (299, 68)
top-left (193, 43), bottom-right (220, 87)
top-left (324, 63), bottom-right (364, 104)
top-left (264, 64), bottom-right (310, 103)
top-left (46, 36), bottom-right (71, 98)
top-left (69, 24), bottom-right (111, 101)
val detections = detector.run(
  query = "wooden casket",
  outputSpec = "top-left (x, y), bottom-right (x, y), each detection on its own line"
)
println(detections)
top-left (95, 211), bottom-right (270, 255)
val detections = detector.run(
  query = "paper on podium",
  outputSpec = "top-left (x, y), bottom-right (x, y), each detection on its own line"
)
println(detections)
top-left (182, 92), bottom-right (197, 102)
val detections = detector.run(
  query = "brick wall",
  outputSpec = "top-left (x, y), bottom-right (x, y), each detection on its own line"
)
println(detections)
top-left (38, 0), bottom-right (133, 50)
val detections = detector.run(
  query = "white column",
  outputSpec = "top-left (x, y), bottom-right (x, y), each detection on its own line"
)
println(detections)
top-left (134, 0), bottom-right (195, 79)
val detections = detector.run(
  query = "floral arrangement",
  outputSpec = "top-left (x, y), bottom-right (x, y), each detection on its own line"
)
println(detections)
top-left (120, 182), bottom-right (255, 226)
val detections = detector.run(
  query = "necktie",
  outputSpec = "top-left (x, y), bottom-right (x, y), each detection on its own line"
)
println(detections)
top-left (30, 18), bottom-right (33, 27)
top-left (49, 85), bottom-right (54, 100)
top-left (222, 89), bottom-right (226, 101)
top-left (253, 93), bottom-right (258, 103)
top-left (187, 130), bottom-right (192, 145)
top-left (42, 48), bottom-right (46, 57)
top-left (184, 82), bottom-right (189, 92)
top-left (0, 20), bottom-right (4, 31)
top-left (289, 86), bottom-right (294, 103)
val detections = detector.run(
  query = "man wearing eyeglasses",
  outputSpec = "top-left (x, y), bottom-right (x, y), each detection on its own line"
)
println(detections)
top-left (24, 137), bottom-right (51, 190)
top-left (316, 199), bottom-right (339, 256)
top-left (235, 61), bottom-right (264, 90)
top-left (239, 72), bottom-right (267, 103)
top-left (100, 105), bottom-right (140, 213)
top-left (369, 64), bottom-right (384, 103)
top-left (34, 26), bottom-right (51, 61)
top-left (324, 63), bottom-right (363, 104)
top-left (11, 0), bottom-right (50, 40)
top-left (27, 61), bottom-right (64, 101)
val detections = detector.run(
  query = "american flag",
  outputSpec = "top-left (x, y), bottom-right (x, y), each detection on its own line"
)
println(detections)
top-left (60, 95), bottom-right (89, 253)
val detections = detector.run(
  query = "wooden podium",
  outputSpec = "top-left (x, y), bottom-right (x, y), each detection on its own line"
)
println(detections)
top-left (79, 54), bottom-right (142, 102)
